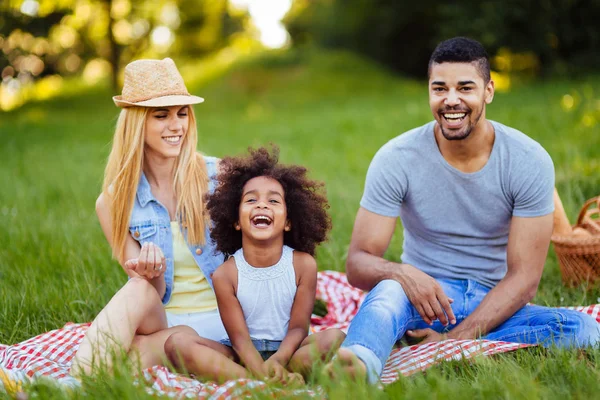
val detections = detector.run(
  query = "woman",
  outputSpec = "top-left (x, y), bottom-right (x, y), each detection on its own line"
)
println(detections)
top-left (71, 58), bottom-right (226, 375)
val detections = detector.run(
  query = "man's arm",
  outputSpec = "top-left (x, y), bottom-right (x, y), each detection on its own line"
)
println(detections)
top-left (347, 207), bottom-right (455, 326)
top-left (447, 213), bottom-right (553, 340)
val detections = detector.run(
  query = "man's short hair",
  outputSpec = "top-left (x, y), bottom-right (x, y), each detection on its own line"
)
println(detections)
top-left (428, 37), bottom-right (491, 83)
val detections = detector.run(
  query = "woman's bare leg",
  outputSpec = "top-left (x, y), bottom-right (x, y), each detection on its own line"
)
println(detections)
top-left (71, 277), bottom-right (167, 376)
top-left (288, 329), bottom-right (346, 378)
top-left (164, 332), bottom-right (247, 383)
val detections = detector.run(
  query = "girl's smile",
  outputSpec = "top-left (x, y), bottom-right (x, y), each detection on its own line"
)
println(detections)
top-left (237, 176), bottom-right (290, 241)
top-left (251, 214), bottom-right (273, 228)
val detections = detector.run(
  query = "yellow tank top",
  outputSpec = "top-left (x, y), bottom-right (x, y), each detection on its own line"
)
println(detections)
top-left (165, 221), bottom-right (218, 314)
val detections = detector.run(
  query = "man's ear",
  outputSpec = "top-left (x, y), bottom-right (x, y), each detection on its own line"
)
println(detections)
top-left (485, 79), bottom-right (495, 104)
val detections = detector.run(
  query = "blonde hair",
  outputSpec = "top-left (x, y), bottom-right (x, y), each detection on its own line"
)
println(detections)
top-left (103, 106), bottom-right (209, 262)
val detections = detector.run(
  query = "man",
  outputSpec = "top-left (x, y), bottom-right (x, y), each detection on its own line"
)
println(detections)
top-left (330, 37), bottom-right (600, 383)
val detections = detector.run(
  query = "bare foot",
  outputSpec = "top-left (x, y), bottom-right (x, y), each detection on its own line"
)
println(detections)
top-left (323, 348), bottom-right (367, 382)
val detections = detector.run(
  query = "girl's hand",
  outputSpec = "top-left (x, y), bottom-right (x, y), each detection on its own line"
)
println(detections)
top-left (263, 360), bottom-right (305, 386)
top-left (284, 371), bottom-right (305, 387)
top-left (125, 242), bottom-right (166, 280)
top-left (263, 358), bottom-right (287, 383)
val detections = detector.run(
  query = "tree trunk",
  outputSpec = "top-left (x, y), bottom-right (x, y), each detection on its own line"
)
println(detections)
top-left (106, 0), bottom-right (120, 91)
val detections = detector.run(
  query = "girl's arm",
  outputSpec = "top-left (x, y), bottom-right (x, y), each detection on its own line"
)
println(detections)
top-left (268, 251), bottom-right (317, 367)
top-left (96, 193), bottom-right (166, 298)
top-left (213, 260), bottom-right (266, 378)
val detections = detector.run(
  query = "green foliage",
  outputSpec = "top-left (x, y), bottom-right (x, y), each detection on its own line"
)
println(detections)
top-left (287, 0), bottom-right (600, 78)
top-left (0, 0), bottom-right (248, 92)
top-left (287, 0), bottom-right (438, 77)
top-left (1, 49), bottom-right (600, 397)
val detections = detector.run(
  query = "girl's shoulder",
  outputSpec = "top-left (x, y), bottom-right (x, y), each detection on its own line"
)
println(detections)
top-left (212, 256), bottom-right (237, 284)
top-left (292, 249), bottom-right (315, 261)
top-left (291, 249), bottom-right (317, 272)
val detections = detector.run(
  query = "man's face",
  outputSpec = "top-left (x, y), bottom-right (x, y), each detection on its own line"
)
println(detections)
top-left (428, 62), bottom-right (494, 141)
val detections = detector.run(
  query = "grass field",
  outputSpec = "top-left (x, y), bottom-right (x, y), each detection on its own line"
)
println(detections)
top-left (1, 48), bottom-right (600, 398)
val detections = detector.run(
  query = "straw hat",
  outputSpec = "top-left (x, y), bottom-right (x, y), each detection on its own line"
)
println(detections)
top-left (113, 58), bottom-right (204, 108)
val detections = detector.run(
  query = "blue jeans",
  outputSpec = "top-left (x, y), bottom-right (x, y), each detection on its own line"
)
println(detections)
top-left (220, 338), bottom-right (282, 361)
top-left (342, 279), bottom-right (600, 383)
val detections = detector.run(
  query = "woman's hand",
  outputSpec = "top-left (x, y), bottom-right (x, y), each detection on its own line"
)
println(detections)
top-left (124, 242), bottom-right (166, 280)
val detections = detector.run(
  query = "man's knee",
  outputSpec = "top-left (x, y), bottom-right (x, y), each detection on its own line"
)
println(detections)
top-left (358, 279), bottom-right (411, 323)
top-left (545, 309), bottom-right (600, 348)
top-left (570, 312), bottom-right (600, 347)
top-left (369, 279), bottom-right (409, 304)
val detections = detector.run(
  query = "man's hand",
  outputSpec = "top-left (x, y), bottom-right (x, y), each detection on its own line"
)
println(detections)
top-left (396, 264), bottom-right (456, 326)
top-left (406, 328), bottom-right (447, 344)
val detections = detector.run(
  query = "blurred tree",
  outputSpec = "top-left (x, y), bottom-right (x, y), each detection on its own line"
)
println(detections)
top-left (286, 0), bottom-right (600, 78)
top-left (0, 0), bottom-right (248, 93)
top-left (436, 0), bottom-right (600, 76)
top-left (286, 0), bottom-right (438, 77)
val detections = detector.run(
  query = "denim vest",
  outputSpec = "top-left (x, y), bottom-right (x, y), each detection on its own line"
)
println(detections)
top-left (128, 155), bottom-right (224, 304)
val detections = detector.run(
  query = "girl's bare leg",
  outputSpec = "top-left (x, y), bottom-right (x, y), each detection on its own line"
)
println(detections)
top-left (129, 325), bottom-right (198, 369)
top-left (71, 277), bottom-right (168, 376)
top-left (164, 332), bottom-right (247, 383)
top-left (288, 329), bottom-right (346, 378)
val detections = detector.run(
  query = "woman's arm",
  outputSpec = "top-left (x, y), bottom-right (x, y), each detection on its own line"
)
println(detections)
top-left (96, 193), bottom-right (166, 298)
top-left (213, 260), bottom-right (266, 378)
top-left (269, 251), bottom-right (317, 367)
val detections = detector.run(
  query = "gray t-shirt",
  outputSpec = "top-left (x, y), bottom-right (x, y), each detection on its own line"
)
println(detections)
top-left (361, 120), bottom-right (555, 288)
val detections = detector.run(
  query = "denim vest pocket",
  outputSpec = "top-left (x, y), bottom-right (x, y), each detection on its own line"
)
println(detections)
top-left (129, 224), bottom-right (158, 244)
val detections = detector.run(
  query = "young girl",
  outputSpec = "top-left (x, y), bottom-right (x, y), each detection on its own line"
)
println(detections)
top-left (72, 58), bottom-right (227, 375)
top-left (164, 147), bottom-right (345, 384)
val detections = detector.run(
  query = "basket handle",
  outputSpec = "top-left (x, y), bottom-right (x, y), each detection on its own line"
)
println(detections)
top-left (576, 196), bottom-right (600, 225)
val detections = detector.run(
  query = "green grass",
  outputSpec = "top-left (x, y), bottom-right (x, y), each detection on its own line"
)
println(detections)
top-left (1, 48), bottom-right (600, 398)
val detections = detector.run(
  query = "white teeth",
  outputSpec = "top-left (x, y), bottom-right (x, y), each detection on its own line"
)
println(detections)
top-left (163, 136), bottom-right (181, 143)
top-left (444, 113), bottom-right (466, 119)
top-left (252, 216), bottom-right (272, 225)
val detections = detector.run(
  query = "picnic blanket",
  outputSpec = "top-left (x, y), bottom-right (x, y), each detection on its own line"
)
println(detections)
top-left (1, 271), bottom-right (599, 398)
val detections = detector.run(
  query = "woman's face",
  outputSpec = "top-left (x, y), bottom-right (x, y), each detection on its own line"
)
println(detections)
top-left (144, 105), bottom-right (189, 159)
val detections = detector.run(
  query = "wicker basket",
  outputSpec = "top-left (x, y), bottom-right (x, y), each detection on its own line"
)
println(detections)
top-left (551, 196), bottom-right (600, 287)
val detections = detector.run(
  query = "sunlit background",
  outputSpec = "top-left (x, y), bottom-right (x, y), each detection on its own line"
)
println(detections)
top-left (1, 0), bottom-right (599, 126)
top-left (0, 0), bottom-right (294, 111)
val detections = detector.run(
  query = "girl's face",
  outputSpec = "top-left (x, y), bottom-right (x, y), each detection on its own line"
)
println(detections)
top-left (237, 176), bottom-right (290, 243)
top-left (144, 105), bottom-right (189, 159)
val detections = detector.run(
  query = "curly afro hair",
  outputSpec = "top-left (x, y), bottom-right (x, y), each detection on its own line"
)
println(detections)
top-left (206, 146), bottom-right (331, 257)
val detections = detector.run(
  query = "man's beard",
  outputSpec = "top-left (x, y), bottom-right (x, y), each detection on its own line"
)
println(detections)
top-left (440, 121), bottom-right (473, 141)
top-left (439, 104), bottom-right (483, 141)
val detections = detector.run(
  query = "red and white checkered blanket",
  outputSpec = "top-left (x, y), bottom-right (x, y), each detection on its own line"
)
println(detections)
top-left (1, 271), bottom-right (599, 397)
